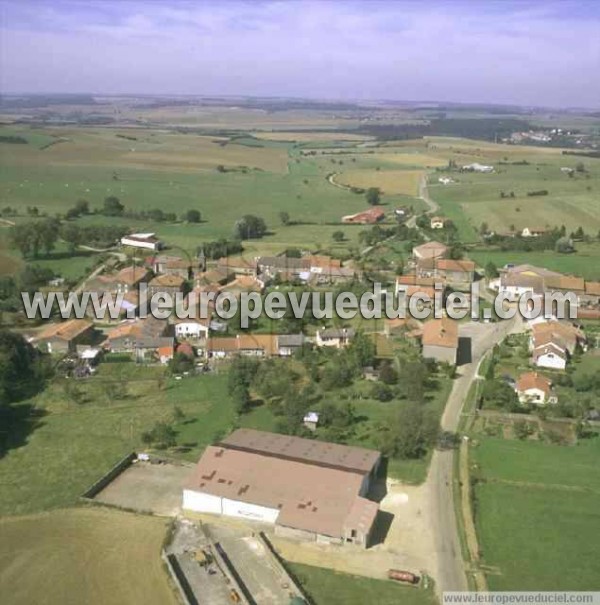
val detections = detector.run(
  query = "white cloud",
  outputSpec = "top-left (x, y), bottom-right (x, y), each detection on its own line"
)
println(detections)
top-left (1, 0), bottom-right (598, 106)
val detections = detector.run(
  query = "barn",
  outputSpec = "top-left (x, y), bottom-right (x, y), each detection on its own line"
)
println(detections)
top-left (183, 429), bottom-right (381, 547)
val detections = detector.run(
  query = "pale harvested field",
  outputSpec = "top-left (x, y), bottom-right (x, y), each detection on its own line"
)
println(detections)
top-left (424, 136), bottom-right (570, 157)
top-left (0, 508), bottom-right (178, 605)
top-left (458, 194), bottom-right (600, 234)
top-left (335, 168), bottom-right (423, 195)
top-left (5, 129), bottom-right (289, 173)
top-left (373, 152), bottom-right (448, 168)
top-left (253, 131), bottom-right (374, 142)
top-left (129, 106), bottom-right (359, 130)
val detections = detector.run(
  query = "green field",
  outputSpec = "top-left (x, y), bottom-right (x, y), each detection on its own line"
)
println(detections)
top-left (472, 436), bottom-right (600, 589)
top-left (0, 354), bottom-right (449, 516)
top-left (289, 563), bottom-right (436, 605)
top-left (0, 508), bottom-right (178, 605)
top-left (426, 138), bottom-right (600, 243)
top-left (469, 243), bottom-right (600, 280)
top-left (4, 123), bottom-right (598, 278)
top-left (0, 124), bottom-right (421, 260)
top-left (0, 367), bottom-right (243, 515)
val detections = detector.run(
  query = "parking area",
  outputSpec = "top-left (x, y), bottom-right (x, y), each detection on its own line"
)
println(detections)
top-left (94, 460), bottom-right (194, 515)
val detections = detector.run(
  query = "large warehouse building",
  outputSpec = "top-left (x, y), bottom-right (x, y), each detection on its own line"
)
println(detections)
top-left (183, 429), bottom-right (381, 547)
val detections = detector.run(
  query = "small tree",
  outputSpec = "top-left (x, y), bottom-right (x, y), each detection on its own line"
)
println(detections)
top-left (485, 261), bottom-right (499, 279)
top-left (232, 215), bottom-right (267, 240)
top-left (141, 421), bottom-right (177, 449)
top-left (332, 230), bottom-right (345, 242)
top-left (555, 236), bottom-right (574, 254)
top-left (279, 211), bottom-right (290, 226)
top-left (185, 209), bottom-right (201, 223)
top-left (366, 187), bottom-right (381, 206)
top-left (74, 199), bottom-right (90, 215)
top-left (102, 196), bottom-right (124, 216)
top-left (378, 361), bottom-right (398, 385)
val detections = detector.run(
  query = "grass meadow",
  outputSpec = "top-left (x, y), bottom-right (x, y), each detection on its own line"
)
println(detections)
top-left (5, 124), bottom-right (597, 277)
top-left (0, 355), bottom-right (450, 516)
top-left (469, 242), bottom-right (600, 280)
top-left (289, 563), bottom-right (436, 605)
top-left (471, 436), bottom-right (600, 590)
top-left (0, 508), bottom-right (178, 605)
top-left (0, 367), bottom-right (237, 516)
top-left (426, 139), bottom-right (600, 242)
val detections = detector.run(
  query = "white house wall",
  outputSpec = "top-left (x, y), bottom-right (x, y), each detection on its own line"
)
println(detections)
top-left (182, 489), bottom-right (222, 514)
top-left (535, 353), bottom-right (566, 370)
top-left (221, 497), bottom-right (280, 523)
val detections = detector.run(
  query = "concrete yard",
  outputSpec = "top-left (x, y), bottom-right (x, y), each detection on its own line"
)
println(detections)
top-left (208, 524), bottom-right (304, 605)
top-left (168, 520), bottom-right (243, 605)
top-left (94, 460), bottom-right (194, 515)
top-left (270, 478), bottom-right (435, 583)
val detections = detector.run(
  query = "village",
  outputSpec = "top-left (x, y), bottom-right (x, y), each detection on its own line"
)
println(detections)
top-left (28, 228), bottom-right (600, 414)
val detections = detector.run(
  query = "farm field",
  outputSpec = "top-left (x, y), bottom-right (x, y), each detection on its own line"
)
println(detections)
top-left (252, 131), bottom-right (374, 142)
top-left (0, 507), bottom-right (178, 605)
top-left (289, 562), bottom-right (436, 605)
top-left (469, 242), bottom-right (600, 280)
top-left (335, 168), bottom-right (423, 196)
top-left (427, 143), bottom-right (600, 242)
top-left (0, 125), bottom-right (381, 255)
top-left (471, 436), bottom-right (600, 590)
top-left (6, 122), bottom-right (597, 266)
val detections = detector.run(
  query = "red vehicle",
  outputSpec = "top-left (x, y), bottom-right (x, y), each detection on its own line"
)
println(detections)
top-left (387, 569), bottom-right (420, 585)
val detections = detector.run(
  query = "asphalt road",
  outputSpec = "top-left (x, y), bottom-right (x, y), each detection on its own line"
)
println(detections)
top-left (427, 318), bottom-right (521, 596)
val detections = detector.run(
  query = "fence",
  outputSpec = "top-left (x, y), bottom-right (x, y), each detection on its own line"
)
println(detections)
top-left (80, 451), bottom-right (136, 499)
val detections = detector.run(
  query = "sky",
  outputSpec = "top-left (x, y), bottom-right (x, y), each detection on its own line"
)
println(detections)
top-left (1, 0), bottom-right (599, 108)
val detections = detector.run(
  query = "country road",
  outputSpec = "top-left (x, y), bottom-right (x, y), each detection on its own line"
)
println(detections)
top-left (427, 317), bottom-right (523, 596)
top-left (406, 176), bottom-right (439, 229)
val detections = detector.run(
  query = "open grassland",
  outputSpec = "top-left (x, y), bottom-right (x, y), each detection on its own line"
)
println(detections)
top-left (0, 356), bottom-right (447, 516)
top-left (469, 242), bottom-right (600, 280)
top-left (127, 106), bottom-right (366, 130)
top-left (1, 125), bottom-right (380, 255)
top-left (0, 231), bottom-right (103, 280)
top-left (289, 562), bottom-right (436, 605)
top-left (1, 127), bottom-right (290, 173)
top-left (472, 436), bottom-right (600, 589)
top-left (3, 125), bottom-right (598, 264)
top-left (335, 168), bottom-right (423, 195)
top-left (372, 151), bottom-right (448, 168)
top-left (0, 508), bottom-right (177, 605)
top-left (0, 369), bottom-right (236, 516)
top-left (427, 139), bottom-right (600, 241)
top-left (252, 131), bottom-right (374, 142)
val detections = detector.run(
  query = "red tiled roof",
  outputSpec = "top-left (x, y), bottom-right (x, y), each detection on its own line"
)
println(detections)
top-left (516, 372), bottom-right (552, 396)
top-left (421, 317), bottom-right (459, 349)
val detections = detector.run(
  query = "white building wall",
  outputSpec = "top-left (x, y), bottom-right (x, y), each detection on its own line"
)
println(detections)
top-left (175, 323), bottom-right (209, 338)
top-left (221, 498), bottom-right (280, 523)
top-left (500, 284), bottom-right (533, 301)
top-left (518, 388), bottom-right (546, 404)
top-left (182, 489), bottom-right (222, 514)
top-left (121, 237), bottom-right (160, 251)
top-left (534, 353), bottom-right (566, 370)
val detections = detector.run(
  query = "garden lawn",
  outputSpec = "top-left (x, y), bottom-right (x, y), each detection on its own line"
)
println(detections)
top-left (288, 562), bottom-right (436, 605)
top-left (472, 436), bottom-right (600, 589)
